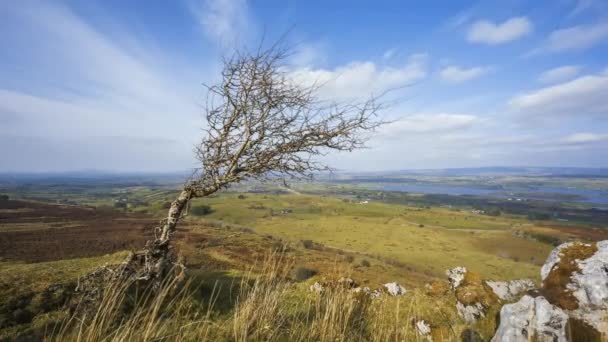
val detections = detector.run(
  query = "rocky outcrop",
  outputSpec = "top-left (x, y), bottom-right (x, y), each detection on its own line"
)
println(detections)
top-left (446, 267), bottom-right (498, 323)
top-left (491, 295), bottom-right (568, 342)
top-left (383, 282), bottom-right (407, 296)
top-left (486, 279), bottom-right (535, 300)
top-left (541, 241), bottom-right (608, 335)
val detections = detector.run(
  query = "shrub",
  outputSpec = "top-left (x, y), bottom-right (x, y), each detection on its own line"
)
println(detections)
top-left (0, 194), bottom-right (8, 201)
top-left (191, 204), bottom-right (213, 216)
top-left (293, 267), bottom-right (317, 281)
top-left (360, 259), bottom-right (371, 267)
top-left (238, 194), bottom-right (247, 199)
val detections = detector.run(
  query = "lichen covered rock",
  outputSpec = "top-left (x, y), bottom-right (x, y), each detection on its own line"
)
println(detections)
top-left (491, 295), bottom-right (568, 342)
top-left (446, 266), bottom-right (467, 289)
top-left (486, 278), bottom-right (535, 300)
top-left (541, 240), bottom-right (608, 335)
top-left (453, 270), bottom-right (498, 322)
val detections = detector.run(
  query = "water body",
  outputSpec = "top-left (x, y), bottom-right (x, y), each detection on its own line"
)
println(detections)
top-left (376, 183), bottom-right (608, 206)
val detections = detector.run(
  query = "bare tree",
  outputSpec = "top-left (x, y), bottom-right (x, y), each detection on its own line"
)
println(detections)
top-left (80, 43), bottom-right (385, 294)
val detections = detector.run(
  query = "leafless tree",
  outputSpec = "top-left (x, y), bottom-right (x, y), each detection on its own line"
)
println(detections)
top-left (81, 43), bottom-right (386, 294)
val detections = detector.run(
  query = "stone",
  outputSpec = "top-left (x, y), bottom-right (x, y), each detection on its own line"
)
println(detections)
top-left (415, 320), bottom-right (432, 339)
top-left (383, 282), bottom-right (406, 296)
top-left (492, 295), bottom-right (568, 342)
top-left (456, 302), bottom-right (485, 323)
top-left (540, 242), bottom-right (574, 281)
top-left (486, 279), bottom-right (535, 300)
top-left (446, 266), bottom-right (467, 289)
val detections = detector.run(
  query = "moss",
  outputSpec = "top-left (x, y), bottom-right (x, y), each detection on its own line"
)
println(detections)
top-left (455, 271), bottom-right (498, 307)
top-left (425, 281), bottom-right (450, 297)
top-left (567, 317), bottom-right (603, 342)
top-left (542, 242), bottom-right (597, 310)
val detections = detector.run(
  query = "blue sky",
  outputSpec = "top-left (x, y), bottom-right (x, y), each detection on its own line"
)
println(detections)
top-left (1, 0), bottom-right (608, 172)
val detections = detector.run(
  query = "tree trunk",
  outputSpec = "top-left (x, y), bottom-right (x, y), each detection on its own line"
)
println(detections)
top-left (159, 187), bottom-right (193, 242)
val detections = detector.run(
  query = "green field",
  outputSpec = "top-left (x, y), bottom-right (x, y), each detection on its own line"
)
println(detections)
top-left (192, 193), bottom-right (553, 281)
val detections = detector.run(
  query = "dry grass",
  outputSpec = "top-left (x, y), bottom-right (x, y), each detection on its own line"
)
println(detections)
top-left (49, 253), bottom-right (500, 342)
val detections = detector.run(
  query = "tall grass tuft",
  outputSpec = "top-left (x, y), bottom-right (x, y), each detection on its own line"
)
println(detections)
top-left (50, 252), bottom-right (483, 341)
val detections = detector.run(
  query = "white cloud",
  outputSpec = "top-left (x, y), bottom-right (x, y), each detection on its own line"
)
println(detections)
top-left (538, 65), bottom-right (581, 83)
top-left (188, 0), bottom-right (251, 47)
top-left (288, 54), bottom-right (428, 100)
top-left (562, 132), bottom-right (608, 144)
top-left (509, 70), bottom-right (608, 116)
top-left (467, 17), bottom-right (533, 44)
top-left (545, 22), bottom-right (608, 52)
top-left (439, 65), bottom-right (491, 83)
top-left (381, 113), bottom-right (478, 138)
top-left (290, 42), bottom-right (327, 67)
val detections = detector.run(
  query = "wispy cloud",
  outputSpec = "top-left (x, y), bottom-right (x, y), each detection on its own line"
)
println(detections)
top-left (538, 65), bottom-right (581, 84)
top-left (467, 17), bottom-right (533, 44)
top-left (380, 113), bottom-right (478, 138)
top-left (509, 69), bottom-right (608, 116)
top-left (187, 0), bottom-right (252, 48)
top-left (0, 2), bottom-right (208, 171)
top-left (439, 65), bottom-right (491, 83)
top-left (288, 54), bottom-right (428, 100)
top-left (545, 22), bottom-right (608, 52)
top-left (562, 132), bottom-right (608, 144)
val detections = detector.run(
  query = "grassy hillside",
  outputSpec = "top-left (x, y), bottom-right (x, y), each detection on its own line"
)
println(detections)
top-left (191, 193), bottom-right (553, 281)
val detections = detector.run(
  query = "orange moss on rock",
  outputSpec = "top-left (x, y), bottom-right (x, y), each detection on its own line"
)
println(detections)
top-left (541, 242), bottom-right (598, 310)
top-left (425, 280), bottom-right (450, 297)
top-left (455, 271), bottom-right (498, 307)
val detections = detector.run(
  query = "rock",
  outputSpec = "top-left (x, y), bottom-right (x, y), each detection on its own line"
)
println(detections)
top-left (540, 242), bottom-right (575, 281)
top-left (486, 279), bottom-right (535, 300)
top-left (456, 302), bottom-right (485, 323)
top-left (310, 282), bottom-right (324, 293)
top-left (415, 320), bottom-right (432, 340)
top-left (569, 241), bottom-right (608, 308)
top-left (370, 289), bottom-right (382, 299)
top-left (446, 266), bottom-right (467, 289)
top-left (383, 282), bottom-right (406, 296)
top-left (452, 270), bottom-right (498, 322)
top-left (491, 295), bottom-right (568, 342)
top-left (541, 241), bottom-right (608, 334)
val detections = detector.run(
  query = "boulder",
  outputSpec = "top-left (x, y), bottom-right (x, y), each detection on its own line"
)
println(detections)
top-left (446, 266), bottom-right (467, 289)
top-left (486, 279), bottom-right (535, 300)
top-left (541, 241), bottom-right (608, 334)
top-left (491, 295), bottom-right (568, 342)
top-left (383, 282), bottom-right (407, 296)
